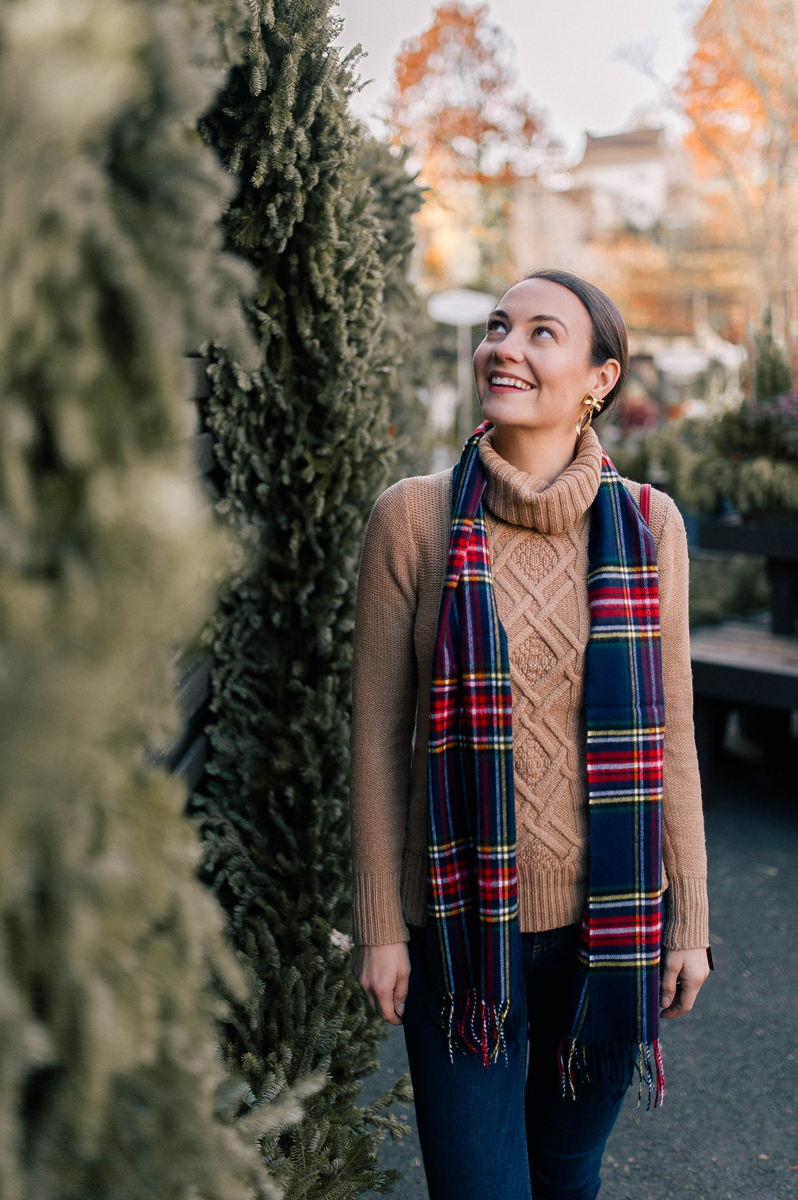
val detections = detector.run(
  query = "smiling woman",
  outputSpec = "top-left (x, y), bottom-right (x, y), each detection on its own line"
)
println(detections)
top-left (474, 269), bottom-right (629, 482)
top-left (350, 268), bottom-right (711, 1200)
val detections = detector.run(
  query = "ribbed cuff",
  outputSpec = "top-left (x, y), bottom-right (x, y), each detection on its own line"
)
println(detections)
top-left (352, 872), bottom-right (409, 947)
top-left (516, 861), bottom-right (587, 931)
top-left (662, 874), bottom-right (710, 950)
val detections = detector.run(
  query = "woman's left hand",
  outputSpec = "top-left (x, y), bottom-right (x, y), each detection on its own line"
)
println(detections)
top-left (659, 947), bottom-right (711, 1019)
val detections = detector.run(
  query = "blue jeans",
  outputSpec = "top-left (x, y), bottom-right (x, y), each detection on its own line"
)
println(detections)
top-left (402, 922), bottom-right (628, 1200)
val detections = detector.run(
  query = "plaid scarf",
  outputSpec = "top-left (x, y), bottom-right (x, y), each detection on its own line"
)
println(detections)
top-left (426, 421), bottom-right (519, 1068)
top-left (427, 421), bottom-right (665, 1107)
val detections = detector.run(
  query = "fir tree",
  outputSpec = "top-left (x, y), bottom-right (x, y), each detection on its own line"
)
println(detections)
top-left (0, 0), bottom-right (307, 1193)
top-left (193, 3), bottom-right (417, 1196)
top-left (358, 139), bottom-right (432, 481)
top-left (754, 305), bottom-right (791, 401)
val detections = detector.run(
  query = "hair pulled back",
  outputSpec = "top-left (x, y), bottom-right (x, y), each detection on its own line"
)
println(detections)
top-left (525, 268), bottom-right (628, 415)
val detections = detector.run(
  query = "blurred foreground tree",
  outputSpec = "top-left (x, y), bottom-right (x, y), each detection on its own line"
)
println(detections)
top-left (387, 1), bottom-right (554, 290)
top-left (192, 2), bottom-right (415, 1197)
top-left (0, 0), bottom-right (315, 1194)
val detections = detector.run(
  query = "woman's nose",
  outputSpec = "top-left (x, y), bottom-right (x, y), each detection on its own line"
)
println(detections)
top-left (493, 335), bottom-right (525, 362)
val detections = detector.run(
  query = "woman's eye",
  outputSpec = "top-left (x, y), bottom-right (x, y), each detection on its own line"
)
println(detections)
top-left (487, 319), bottom-right (508, 333)
top-left (533, 326), bottom-right (555, 339)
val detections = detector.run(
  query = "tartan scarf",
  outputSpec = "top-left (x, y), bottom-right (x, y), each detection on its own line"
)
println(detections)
top-left (426, 420), bottom-right (666, 1107)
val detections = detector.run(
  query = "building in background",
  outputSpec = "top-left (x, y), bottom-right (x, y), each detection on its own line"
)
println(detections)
top-left (507, 125), bottom-right (749, 433)
top-left (571, 128), bottom-right (670, 234)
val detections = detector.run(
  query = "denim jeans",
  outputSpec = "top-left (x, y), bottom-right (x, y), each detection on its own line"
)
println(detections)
top-left (402, 922), bottom-right (628, 1200)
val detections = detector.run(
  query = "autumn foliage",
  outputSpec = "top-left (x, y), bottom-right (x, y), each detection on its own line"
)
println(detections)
top-left (388, 3), bottom-right (555, 290)
top-left (677, 0), bottom-right (798, 310)
top-left (390, 3), bottom-right (547, 186)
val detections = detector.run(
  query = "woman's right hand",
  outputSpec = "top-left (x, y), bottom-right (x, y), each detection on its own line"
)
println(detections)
top-left (352, 942), bottom-right (411, 1025)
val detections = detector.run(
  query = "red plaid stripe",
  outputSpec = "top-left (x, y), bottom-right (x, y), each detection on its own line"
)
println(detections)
top-left (427, 423), bottom-right (519, 1065)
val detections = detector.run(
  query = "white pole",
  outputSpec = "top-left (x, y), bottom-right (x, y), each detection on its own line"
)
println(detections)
top-left (426, 291), bottom-right (494, 455)
top-left (457, 323), bottom-right (473, 446)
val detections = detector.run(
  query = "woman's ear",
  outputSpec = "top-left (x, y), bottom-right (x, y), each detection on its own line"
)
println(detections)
top-left (593, 359), bottom-right (621, 402)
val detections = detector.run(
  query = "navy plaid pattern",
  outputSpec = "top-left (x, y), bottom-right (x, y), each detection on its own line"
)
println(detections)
top-left (560, 455), bottom-right (665, 1107)
top-left (427, 425), bottom-right (665, 1104)
top-left (427, 422), bottom-right (519, 1066)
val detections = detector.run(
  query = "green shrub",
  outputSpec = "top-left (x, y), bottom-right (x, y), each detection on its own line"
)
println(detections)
top-left (193, 3), bottom-right (415, 1197)
top-left (688, 552), bottom-right (770, 628)
top-left (612, 298), bottom-right (798, 518)
top-left (358, 139), bottom-right (432, 481)
top-left (754, 306), bottom-right (791, 402)
top-left (611, 395), bottom-right (798, 518)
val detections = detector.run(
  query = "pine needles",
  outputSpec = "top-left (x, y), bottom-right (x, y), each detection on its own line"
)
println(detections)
top-left (193, 1), bottom-right (420, 1194)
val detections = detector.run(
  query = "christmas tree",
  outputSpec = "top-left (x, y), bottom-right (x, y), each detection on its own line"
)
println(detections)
top-left (358, 138), bottom-right (432, 482)
top-left (754, 305), bottom-right (791, 402)
top-left (193, 2), bottom-right (423, 1196)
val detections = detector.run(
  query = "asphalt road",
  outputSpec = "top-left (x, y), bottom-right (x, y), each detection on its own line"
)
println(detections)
top-left (361, 763), bottom-right (798, 1200)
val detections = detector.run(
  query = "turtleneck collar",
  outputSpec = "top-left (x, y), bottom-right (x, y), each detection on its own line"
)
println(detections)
top-left (477, 426), bottom-right (603, 534)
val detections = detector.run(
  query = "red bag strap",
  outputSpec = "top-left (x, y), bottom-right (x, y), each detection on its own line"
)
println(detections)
top-left (640, 482), bottom-right (651, 526)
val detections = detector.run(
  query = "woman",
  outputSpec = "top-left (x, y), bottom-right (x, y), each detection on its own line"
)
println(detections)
top-left (349, 269), bottom-right (711, 1200)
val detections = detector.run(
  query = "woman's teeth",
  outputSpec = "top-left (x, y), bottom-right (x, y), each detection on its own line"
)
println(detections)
top-left (490, 375), bottom-right (532, 390)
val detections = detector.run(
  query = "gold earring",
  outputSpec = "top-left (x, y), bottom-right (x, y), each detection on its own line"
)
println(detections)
top-left (576, 392), bottom-right (603, 436)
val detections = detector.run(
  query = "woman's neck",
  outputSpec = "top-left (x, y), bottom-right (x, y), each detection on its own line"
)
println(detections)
top-left (489, 425), bottom-right (579, 485)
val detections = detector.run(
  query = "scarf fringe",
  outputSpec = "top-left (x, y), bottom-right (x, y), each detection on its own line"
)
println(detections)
top-left (440, 990), bottom-right (512, 1066)
top-left (557, 1036), bottom-right (666, 1109)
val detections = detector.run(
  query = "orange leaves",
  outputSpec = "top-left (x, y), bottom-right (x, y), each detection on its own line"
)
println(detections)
top-left (394, 4), bottom-right (490, 97)
top-left (677, 0), bottom-right (798, 203)
top-left (388, 1), bottom-right (548, 187)
top-left (386, 3), bottom-right (556, 290)
top-left (675, 0), bottom-right (798, 309)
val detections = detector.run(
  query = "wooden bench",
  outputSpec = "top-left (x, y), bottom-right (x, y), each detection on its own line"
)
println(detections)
top-left (691, 611), bottom-right (798, 709)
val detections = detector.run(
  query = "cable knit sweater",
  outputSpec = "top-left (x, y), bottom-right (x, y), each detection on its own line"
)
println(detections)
top-left (349, 427), bottom-right (709, 951)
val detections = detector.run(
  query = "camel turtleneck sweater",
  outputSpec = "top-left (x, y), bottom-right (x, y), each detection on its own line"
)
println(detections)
top-left (349, 427), bottom-right (709, 950)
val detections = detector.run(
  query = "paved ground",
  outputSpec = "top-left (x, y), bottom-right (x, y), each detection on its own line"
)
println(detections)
top-left (361, 760), bottom-right (798, 1199)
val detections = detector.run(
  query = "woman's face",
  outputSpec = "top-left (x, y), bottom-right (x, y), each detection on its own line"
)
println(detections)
top-left (472, 278), bottom-right (620, 437)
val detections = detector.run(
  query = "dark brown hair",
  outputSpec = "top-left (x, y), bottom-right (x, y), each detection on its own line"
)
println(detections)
top-left (525, 268), bottom-right (628, 415)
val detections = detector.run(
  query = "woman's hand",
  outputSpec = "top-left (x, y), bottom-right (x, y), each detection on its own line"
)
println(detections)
top-left (659, 947), bottom-right (711, 1019)
top-left (352, 942), bottom-right (411, 1025)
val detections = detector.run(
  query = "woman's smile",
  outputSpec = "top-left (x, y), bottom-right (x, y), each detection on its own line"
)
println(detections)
top-left (487, 371), bottom-right (535, 393)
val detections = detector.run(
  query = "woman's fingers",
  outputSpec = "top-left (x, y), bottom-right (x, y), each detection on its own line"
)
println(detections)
top-left (659, 954), bottom-right (681, 1012)
top-left (354, 942), bottom-right (412, 1025)
top-left (375, 984), bottom-right (403, 1025)
top-left (393, 963), bottom-right (410, 1019)
top-left (662, 976), bottom-right (700, 1018)
top-left (660, 948), bottom-right (711, 1019)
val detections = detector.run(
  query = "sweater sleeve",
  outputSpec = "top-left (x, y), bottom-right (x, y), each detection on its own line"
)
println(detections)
top-left (656, 497), bottom-right (710, 950)
top-left (349, 482), bottom-right (420, 946)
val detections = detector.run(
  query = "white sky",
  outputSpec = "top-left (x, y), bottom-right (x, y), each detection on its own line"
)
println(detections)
top-left (335, 0), bottom-right (704, 160)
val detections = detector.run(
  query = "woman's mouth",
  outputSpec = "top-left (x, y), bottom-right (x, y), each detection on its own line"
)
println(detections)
top-left (487, 373), bottom-right (534, 393)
